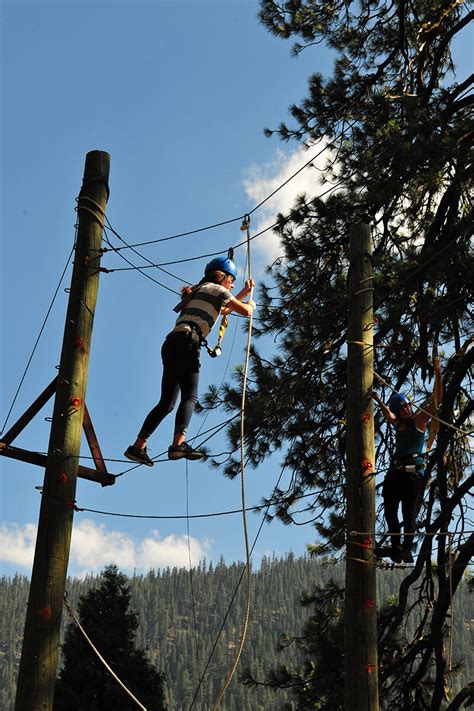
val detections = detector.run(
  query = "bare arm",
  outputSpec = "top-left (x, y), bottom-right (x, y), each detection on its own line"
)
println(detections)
top-left (372, 391), bottom-right (398, 426)
top-left (221, 278), bottom-right (256, 318)
top-left (225, 296), bottom-right (256, 317)
top-left (415, 357), bottom-right (443, 428)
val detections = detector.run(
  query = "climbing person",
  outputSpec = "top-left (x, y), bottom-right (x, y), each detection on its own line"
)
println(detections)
top-left (372, 357), bottom-right (443, 563)
top-left (124, 256), bottom-right (256, 466)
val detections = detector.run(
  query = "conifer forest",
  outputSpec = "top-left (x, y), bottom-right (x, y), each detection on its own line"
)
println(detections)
top-left (1, 556), bottom-right (472, 709)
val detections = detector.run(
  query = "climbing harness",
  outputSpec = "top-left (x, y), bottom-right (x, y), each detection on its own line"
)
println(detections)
top-left (204, 315), bottom-right (227, 358)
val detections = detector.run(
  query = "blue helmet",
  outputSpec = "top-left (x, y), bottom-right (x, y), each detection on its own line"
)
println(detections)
top-left (388, 392), bottom-right (410, 413)
top-left (205, 256), bottom-right (237, 279)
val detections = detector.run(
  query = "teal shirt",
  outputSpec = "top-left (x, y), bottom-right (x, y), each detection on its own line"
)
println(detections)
top-left (394, 417), bottom-right (425, 460)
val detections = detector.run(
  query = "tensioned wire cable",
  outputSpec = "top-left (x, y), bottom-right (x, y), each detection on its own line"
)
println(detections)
top-left (96, 128), bottom-right (352, 255)
top-left (102, 86), bottom-right (415, 263)
top-left (101, 209), bottom-right (189, 285)
top-left (74, 488), bottom-right (341, 521)
top-left (92, 102), bottom-right (442, 277)
top-left (102, 226), bottom-right (180, 295)
top-left (0, 243), bottom-right (75, 436)
top-left (98, 115), bottom-right (452, 297)
top-left (102, 178), bottom-right (347, 276)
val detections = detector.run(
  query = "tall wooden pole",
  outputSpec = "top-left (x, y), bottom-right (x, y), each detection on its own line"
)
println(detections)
top-left (15, 150), bottom-right (110, 711)
top-left (344, 222), bottom-right (379, 711)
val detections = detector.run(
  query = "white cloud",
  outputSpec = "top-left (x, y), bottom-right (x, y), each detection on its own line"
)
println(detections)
top-left (0, 522), bottom-right (36, 568)
top-left (243, 141), bottom-right (334, 268)
top-left (71, 520), bottom-right (136, 570)
top-left (0, 520), bottom-right (212, 576)
top-left (138, 530), bottom-right (211, 570)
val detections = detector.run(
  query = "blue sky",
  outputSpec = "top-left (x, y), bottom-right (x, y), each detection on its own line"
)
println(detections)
top-left (1, 1), bottom-right (472, 578)
top-left (0, 0), bottom-right (336, 578)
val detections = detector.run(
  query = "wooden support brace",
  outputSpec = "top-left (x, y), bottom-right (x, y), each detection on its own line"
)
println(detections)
top-left (1, 378), bottom-right (111, 485)
top-left (82, 404), bottom-right (107, 474)
top-left (0, 443), bottom-right (115, 487)
top-left (1, 377), bottom-right (58, 446)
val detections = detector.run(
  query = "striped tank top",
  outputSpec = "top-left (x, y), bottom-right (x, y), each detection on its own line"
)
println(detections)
top-left (173, 283), bottom-right (232, 338)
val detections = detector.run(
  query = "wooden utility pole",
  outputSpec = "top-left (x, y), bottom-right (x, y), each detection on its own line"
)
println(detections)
top-left (344, 222), bottom-right (379, 711)
top-left (15, 150), bottom-right (110, 711)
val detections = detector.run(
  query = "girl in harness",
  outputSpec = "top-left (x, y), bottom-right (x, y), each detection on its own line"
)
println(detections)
top-left (373, 358), bottom-right (443, 563)
top-left (124, 256), bottom-right (256, 466)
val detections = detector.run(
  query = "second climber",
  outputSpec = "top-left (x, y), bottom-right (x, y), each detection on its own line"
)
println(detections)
top-left (372, 358), bottom-right (443, 563)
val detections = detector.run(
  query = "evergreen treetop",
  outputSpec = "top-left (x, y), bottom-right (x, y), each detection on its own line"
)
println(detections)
top-left (55, 564), bottom-right (166, 711)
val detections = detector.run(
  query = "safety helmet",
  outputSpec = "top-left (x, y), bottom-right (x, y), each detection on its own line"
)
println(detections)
top-left (388, 392), bottom-right (410, 413)
top-left (205, 256), bottom-right (237, 279)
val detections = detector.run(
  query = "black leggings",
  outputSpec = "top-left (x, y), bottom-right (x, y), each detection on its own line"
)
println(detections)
top-left (383, 466), bottom-right (425, 550)
top-left (138, 331), bottom-right (201, 440)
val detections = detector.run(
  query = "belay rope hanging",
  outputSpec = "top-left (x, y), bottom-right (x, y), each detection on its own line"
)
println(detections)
top-left (211, 215), bottom-right (253, 709)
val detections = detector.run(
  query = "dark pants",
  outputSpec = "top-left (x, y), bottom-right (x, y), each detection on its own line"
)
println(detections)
top-left (138, 331), bottom-right (201, 440)
top-left (383, 465), bottom-right (425, 551)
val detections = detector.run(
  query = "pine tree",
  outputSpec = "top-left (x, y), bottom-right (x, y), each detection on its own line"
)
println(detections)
top-left (54, 564), bottom-right (166, 710)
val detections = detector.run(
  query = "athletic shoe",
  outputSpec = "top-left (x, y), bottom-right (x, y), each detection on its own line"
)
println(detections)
top-left (168, 442), bottom-right (205, 461)
top-left (374, 546), bottom-right (403, 564)
top-left (124, 445), bottom-right (154, 467)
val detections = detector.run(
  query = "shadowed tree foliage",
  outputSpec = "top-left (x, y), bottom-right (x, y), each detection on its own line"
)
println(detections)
top-left (203, 1), bottom-right (473, 708)
top-left (54, 564), bottom-right (167, 711)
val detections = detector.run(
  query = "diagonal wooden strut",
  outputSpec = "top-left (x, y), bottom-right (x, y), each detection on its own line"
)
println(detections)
top-left (1, 377), bottom-right (58, 446)
top-left (0, 378), bottom-right (115, 486)
top-left (82, 404), bottom-right (107, 475)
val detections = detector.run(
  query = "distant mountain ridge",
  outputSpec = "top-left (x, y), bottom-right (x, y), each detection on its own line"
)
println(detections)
top-left (1, 554), bottom-right (472, 709)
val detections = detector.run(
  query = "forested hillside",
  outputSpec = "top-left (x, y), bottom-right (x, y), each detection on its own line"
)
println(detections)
top-left (1, 555), bottom-right (472, 710)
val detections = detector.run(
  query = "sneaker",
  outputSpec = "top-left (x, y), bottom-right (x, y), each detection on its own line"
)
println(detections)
top-left (124, 445), bottom-right (154, 467)
top-left (388, 547), bottom-right (403, 564)
top-left (374, 546), bottom-right (402, 564)
top-left (402, 549), bottom-right (414, 564)
top-left (168, 442), bottom-right (205, 461)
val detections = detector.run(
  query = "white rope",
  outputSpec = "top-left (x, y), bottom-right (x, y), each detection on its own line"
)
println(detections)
top-left (211, 216), bottom-right (253, 709)
top-left (63, 597), bottom-right (147, 710)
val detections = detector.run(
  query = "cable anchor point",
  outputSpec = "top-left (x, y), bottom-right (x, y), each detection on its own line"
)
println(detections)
top-left (240, 214), bottom-right (250, 231)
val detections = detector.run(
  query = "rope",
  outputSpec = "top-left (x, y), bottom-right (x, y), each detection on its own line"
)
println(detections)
top-left (426, 356), bottom-right (441, 452)
top-left (189, 440), bottom-right (298, 710)
top-left (373, 371), bottom-right (472, 437)
top-left (63, 596), bottom-right (147, 710)
top-left (447, 532), bottom-right (454, 674)
top-left (211, 216), bottom-right (253, 710)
